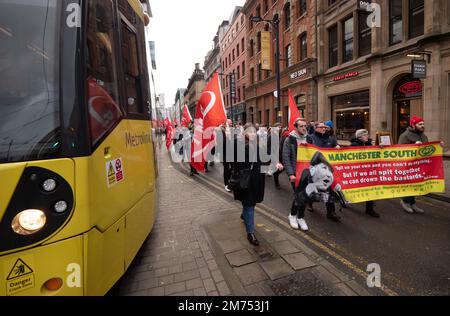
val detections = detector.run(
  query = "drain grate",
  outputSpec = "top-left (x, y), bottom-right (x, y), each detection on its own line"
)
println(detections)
top-left (269, 271), bottom-right (335, 296)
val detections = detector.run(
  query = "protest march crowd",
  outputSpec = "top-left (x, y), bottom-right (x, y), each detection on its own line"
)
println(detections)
top-left (160, 75), bottom-right (445, 247)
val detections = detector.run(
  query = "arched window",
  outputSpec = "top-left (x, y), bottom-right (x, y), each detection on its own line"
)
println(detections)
top-left (284, 3), bottom-right (291, 30)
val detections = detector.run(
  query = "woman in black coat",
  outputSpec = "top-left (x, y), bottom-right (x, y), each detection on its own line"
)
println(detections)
top-left (233, 124), bottom-right (269, 246)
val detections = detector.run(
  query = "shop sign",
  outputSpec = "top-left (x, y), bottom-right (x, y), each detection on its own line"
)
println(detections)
top-left (290, 68), bottom-right (308, 80)
top-left (411, 60), bottom-right (427, 79)
top-left (332, 72), bottom-right (359, 81)
top-left (399, 81), bottom-right (422, 96)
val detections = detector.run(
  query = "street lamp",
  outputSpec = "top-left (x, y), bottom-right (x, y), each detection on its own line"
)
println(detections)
top-left (251, 15), bottom-right (281, 123)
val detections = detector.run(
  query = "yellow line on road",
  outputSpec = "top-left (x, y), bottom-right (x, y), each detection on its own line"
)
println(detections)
top-left (176, 161), bottom-right (400, 296)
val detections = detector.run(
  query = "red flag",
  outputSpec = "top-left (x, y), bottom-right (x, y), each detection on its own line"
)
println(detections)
top-left (165, 119), bottom-right (174, 150)
top-left (190, 73), bottom-right (227, 172)
top-left (181, 104), bottom-right (192, 128)
top-left (288, 89), bottom-right (302, 133)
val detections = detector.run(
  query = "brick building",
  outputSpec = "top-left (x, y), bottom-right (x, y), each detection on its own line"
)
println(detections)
top-left (220, 7), bottom-right (248, 123)
top-left (242, 0), bottom-right (318, 126)
top-left (316, 0), bottom-right (450, 148)
top-left (204, 21), bottom-right (229, 84)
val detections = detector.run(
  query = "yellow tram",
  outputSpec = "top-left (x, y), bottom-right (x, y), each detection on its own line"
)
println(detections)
top-left (0, 0), bottom-right (157, 295)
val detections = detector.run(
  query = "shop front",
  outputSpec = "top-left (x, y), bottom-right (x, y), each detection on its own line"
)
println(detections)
top-left (392, 75), bottom-right (423, 141)
top-left (331, 90), bottom-right (370, 142)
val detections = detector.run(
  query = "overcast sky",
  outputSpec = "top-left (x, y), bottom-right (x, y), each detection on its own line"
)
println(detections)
top-left (149, 0), bottom-right (246, 107)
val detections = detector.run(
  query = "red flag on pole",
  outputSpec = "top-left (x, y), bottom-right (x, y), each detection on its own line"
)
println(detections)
top-left (181, 104), bottom-right (192, 128)
top-left (165, 119), bottom-right (174, 150)
top-left (190, 73), bottom-right (227, 172)
top-left (288, 89), bottom-right (302, 133)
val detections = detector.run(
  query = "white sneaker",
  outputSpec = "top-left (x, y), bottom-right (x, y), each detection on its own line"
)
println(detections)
top-left (411, 204), bottom-right (425, 214)
top-left (288, 215), bottom-right (299, 230)
top-left (297, 218), bottom-right (309, 231)
top-left (225, 185), bottom-right (232, 192)
top-left (401, 200), bottom-right (414, 214)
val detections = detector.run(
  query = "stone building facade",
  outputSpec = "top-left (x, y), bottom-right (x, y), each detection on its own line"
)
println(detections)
top-left (184, 63), bottom-right (205, 118)
top-left (316, 0), bottom-right (450, 148)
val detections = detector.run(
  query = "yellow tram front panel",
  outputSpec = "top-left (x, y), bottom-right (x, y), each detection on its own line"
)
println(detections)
top-left (0, 119), bottom-right (157, 296)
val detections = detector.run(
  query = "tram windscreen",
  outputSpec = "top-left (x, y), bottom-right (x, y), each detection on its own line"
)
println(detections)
top-left (0, 0), bottom-right (61, 163)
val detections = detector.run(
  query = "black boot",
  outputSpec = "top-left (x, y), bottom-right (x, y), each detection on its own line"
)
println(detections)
top-left (366, 202), bottom-right (380, 218)
top-left (247, 233), bottom-right (259, 246)
top-left (326, 203), bottom-right (341, 222)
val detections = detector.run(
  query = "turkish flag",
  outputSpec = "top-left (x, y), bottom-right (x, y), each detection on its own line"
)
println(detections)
top-left (288, 89), bottom-right (302, 133)
top-left (190, 73), bottom-right (227, 172)
top-left (165, 119), bottom-right (174, 150)
top-left (181, 104), bottom-right (193, 128)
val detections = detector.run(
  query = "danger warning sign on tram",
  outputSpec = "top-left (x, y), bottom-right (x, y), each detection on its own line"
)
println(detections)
top-left (106, 157), bottom-right (125, 188)
top-left (6, 258), bottom-right (35, 295)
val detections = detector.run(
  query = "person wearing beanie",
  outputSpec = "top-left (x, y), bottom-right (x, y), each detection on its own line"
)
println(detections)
top-left (324, 120), bottom-right (336, 137)
top-left (398, 116), bottom-right (428, 214)
top-left (350, 129), bottom-right (380, 218)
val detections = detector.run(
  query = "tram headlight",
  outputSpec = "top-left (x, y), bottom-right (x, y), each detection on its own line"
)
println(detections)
top-left (54, 201), bottom-right (68, 213)
top-left (42, 179), bottom-right (57, 192)
top-left (11, 209), bottom-right (47, 235)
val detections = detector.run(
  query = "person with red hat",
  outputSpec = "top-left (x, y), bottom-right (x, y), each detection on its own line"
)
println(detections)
top-left (398, 116), bottom-right (428, 214)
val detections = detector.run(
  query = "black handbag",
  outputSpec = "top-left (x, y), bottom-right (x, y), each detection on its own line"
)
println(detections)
top-left (228, 164), bottom-right (253, 191)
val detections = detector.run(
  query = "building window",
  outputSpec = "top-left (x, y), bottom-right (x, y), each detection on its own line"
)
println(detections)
top-left (409, 0), bottom-right (424, 39)
top-left (390, 0), bottom-right (403, 45)
top-left (332, 91), bottom-right (370, 141)
top-left (299, 33), bottom-right (307, 61)
top-left (250, 39), bottom-right (254, 57)
top-left (241, 38), bottom-right (245, 52)
top-left (298, 0), bottom-right (307, 17)
top-left (264, 0), bottom-right (269, 13)
top-left (250, 67), bottom-right (255, 84)
top-left (286, 44), bottom-right (293, 68)
top-left (328, 25), bottom-right (338, 68)
top-left (256, 5), bottom-right (261, 18)
top-left (237, 65), bottom-right (240, 79)
top-left (258, 64), bottom-right (262, 81)
top-left (257, 32), bottom-right (261, 52)
top-left (343, 17), bottom-right (354, 63)
top-left (237, 43), bottom-right (240, 55)
top-left (232, 49), bottom-right (235, 62)
top-left (284, 3), bottom-right (291, 30)
top-left (328, 0), bottom-right (337, 6)
top-left (358, 11), bottom-right (372, 57)
top-left (242, 61), bottom-right (245, 76)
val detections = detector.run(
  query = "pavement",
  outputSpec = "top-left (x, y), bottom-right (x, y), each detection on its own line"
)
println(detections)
top-left (113, 142), bottom-right (378, 296)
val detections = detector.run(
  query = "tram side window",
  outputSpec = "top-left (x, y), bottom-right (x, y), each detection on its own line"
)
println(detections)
top-left (121, 23), bottom-right (143, 114)
top-left (86, 0), bottom-right (124, 145)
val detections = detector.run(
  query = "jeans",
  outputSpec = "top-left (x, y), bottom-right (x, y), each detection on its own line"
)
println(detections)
top-left (242, 205), bottom-right (255, 234)
top-left (402, 196), bottom-right (416, 205)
